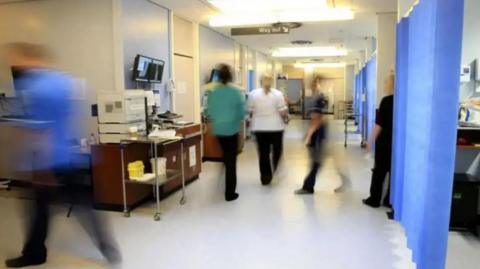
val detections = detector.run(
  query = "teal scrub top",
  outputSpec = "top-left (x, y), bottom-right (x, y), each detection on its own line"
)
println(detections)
top-left (206, 84), bottom-right (246, 136)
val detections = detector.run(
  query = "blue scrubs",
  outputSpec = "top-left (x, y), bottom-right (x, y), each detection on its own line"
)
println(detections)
top-left (22, 69), bottom-right (73, 170)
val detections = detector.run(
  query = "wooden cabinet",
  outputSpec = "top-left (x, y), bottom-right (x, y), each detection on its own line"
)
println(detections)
top-left (91, 124), bottom-right (202, 210)
top-left (202, 121), bottom-right (246, 162)
top-left (202, 123), bottom-right (223, 161)
top-left (91, 143), bottom-right (152, 210)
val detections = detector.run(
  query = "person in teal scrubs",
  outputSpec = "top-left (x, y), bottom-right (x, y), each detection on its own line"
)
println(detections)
top-left (206, 64), bottom-right (246, 201)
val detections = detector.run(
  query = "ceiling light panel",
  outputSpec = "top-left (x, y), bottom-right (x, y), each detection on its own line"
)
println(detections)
top-left (272, 47), bottom-right (348, 58)
top-left (208, 0), bottom-right (354, 27)
top-left (208, 0), bottom-right (328, 12)
top-left (210, 8), bottom-right (354, 27)
top-left (294, 62), bottom-right (346, 68)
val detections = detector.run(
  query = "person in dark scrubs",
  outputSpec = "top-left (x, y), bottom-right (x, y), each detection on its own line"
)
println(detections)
top-left (363, 74), bottom-right (395, 208)
top-left (294, 94), bottom-right (329, 194)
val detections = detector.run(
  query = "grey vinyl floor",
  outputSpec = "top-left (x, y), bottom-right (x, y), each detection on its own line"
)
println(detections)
top-left (0, 119), bottom-right (478, 269)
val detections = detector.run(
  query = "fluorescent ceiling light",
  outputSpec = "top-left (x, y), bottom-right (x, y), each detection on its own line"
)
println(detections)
top-left (209, 8), bottom-right (354, 27)
top-left (208, 0), bottom-right (328, 12)
top-left (272, 47), bottom-right (348, 58)
top-left (294, 62), bottom-right (346, 68)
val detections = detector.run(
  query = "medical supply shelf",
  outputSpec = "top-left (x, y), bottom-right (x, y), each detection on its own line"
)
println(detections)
top-left (119, 137), bottom-right (186, 221)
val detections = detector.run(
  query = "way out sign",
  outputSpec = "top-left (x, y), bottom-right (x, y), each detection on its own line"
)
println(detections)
top-left (231, 26), bottom-right (290, 36)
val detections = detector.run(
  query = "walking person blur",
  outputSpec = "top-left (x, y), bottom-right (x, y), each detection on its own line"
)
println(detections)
top-left (2, 42), bottom-right (120, 268)
top-left (363, 73), bottom-right (395, 208)
top-left (206, 64), bottom-right (246, 202)
top-left (295, 81), bottom-right (351, 195)
top-left (248, 74), bottom-right (288, 185)
top-left (294, 94), bottom-right (329, 194)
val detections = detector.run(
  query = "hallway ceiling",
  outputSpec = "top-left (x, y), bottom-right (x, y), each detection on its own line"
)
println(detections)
top-left (156, 0), bottom-right (397, 61)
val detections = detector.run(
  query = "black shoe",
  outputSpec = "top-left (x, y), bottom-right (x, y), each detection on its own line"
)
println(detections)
top-left (5, 256), bottom-right (46, 268)
top-left (261, 176), bottom-right (272, 186)
top-left (225, 193), bottom-right (239, 202)
top-left (362, 198), bottom-right (380, 208)
top-left (386, 210), bottom-right (395, 220)
top-left (100, 243), bottom-right (122, 265)
top-left (294, 188), bottom-right (314, 195)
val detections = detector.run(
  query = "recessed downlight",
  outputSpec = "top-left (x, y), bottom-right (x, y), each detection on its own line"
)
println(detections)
top-left (273, 22), bottom-right (302, 29)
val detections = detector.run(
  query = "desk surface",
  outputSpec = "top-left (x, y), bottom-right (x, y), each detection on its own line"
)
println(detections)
top-left (457, 145), bottom-right (480, 150)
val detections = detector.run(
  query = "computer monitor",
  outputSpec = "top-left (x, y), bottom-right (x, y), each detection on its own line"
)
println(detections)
top-left (148, 59), bottom-right (165, 83)
top-left (11, 66), bottom-right (27, 91)
top-left (132, 55), bottom-right (152, 82)
top-left (209, 69), bottom-right (220, 83)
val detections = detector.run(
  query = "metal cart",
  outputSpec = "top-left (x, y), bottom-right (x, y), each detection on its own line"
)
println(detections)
top-left (119, 137), bottom-right (186, 221)
top-left (342, 101), bottom-right (359, 148)
top-left (344, 113), bottom-right (359, 147)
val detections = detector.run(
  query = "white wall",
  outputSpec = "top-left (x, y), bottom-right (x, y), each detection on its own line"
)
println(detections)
top-left (344, 64), bottom-right (355, 101)
top-left (460, 0), bottom-right (480, 101)
top-left (121, 0), bottom-right (171, 110)
top-left (199, 26), bottom-right (235, 85)
top-left (398, 0), bottom-right (418, 19)
top-left (172, 15), bottom-right (198, 122)
top-left (376, 12), bottom-right (397, 106)
top-left (256, 52), bottom-right (268, 75)
top-left (0, 0), bottom-right (116, 137)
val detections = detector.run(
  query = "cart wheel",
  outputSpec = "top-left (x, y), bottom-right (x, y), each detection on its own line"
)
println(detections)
top-left (180, 197), bottom-right (187, 205)
top-left (123, 212), bottom-right (130, 218)
top-left (154, 213), bottom-right (161, 221)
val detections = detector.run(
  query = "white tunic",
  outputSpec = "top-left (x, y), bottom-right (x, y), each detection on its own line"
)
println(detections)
top-left (248, 88), bottom-right (287, 132)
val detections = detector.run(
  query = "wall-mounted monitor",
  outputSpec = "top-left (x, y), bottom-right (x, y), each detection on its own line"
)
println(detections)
top-left (209, 69), bottom-right (220, 83)
top-left (474, 59), bottom-right (479, 82)
top-left (148, 59), bottom-right (165, 83)
top-left (132, 55), bottom-right (165, 84)
top-left (132, 55), bottom-right (152, 82)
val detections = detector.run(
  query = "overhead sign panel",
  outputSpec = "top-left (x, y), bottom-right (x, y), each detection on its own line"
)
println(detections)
top-left (231, 26), bottom-right (290, 36)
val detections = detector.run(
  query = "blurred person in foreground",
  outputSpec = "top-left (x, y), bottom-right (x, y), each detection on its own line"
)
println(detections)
top-left (2, 42), bottom-right (120, 268)
top-left (295, 88), bottom-right (351, 195)
top-left (248, 74), bottom-right (288, 185)
top-left (206, 64), bottom-right (246, 202)
top-left (363, 73), bottom-right (395, 208)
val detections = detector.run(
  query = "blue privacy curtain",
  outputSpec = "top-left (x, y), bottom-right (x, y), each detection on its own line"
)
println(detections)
top-left (365, 57), bottom-right (377, 138)
top-left (356, 69), bottom-right (365, 135)
top-left (391, 0), bottom-right (464, 268)
top-left (362, 68), bottom-right (368, 140)
top-left (391, 17), bottom-right (409, 223)
top-left (355, 58), bottom-right (377, 143)
top-left (354, 73), bottom-right (362, 131)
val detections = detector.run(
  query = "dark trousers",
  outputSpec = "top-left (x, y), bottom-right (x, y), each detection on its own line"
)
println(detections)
top-left (254, 131), bottom-right (284, 184)
top-left (217, 134), bottom-right (239, 198)
top-left (22, 168), bottom-right (114, 261)
top-left (368, 154), bottom-right (391, 205)
top-left (302, 144), bottom-right (324, 191)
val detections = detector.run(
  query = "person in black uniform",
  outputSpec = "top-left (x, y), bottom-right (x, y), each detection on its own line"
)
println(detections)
top-left (363, 74), bottom-right (395, 208)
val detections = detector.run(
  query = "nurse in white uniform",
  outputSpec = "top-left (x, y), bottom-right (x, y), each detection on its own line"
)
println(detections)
top-left (248, 74), bottom-right (288, 185)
